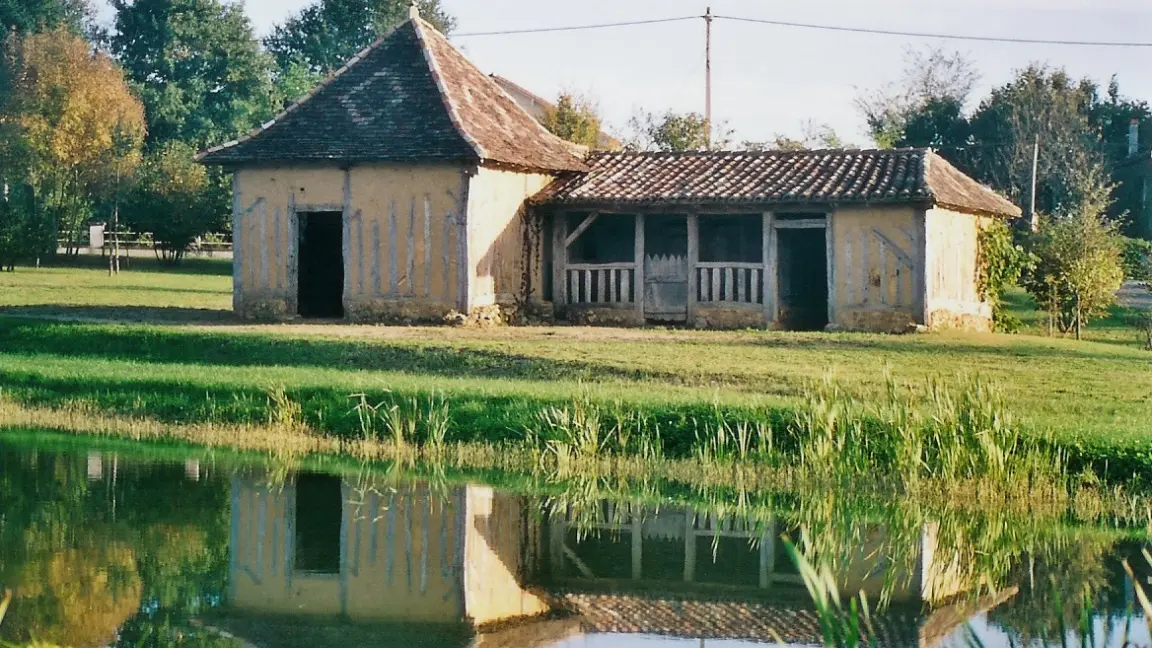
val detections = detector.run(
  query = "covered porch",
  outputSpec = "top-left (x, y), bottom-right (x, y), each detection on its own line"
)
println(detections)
top-left (551, 210), bottom-right (832, 330)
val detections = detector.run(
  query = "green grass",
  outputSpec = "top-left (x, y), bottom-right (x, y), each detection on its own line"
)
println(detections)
top-left (1002, 286), bottom-right (1147, 347)
top-left (1, 262), bottom-right (1151, 473)
top-left (0, 256), bottom-right (231, 320)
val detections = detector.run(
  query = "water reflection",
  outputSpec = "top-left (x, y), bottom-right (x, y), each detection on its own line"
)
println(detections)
top-left (0, 439), bottom-right (1150, 648)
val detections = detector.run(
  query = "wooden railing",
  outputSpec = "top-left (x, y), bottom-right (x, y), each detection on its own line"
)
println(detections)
top-left (567, 263), bottom-right (636, 305)
top-left (696, 262), bottom-right (763, 305)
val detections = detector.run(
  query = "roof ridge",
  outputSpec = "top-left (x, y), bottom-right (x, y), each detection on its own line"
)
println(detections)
top-left (411, 18), bottom-right (486, 161)
top-left (921, 148), bottom-right (936, 201)
top-left (196, 23), bottom-right (407, 162)
top-left (426, 27), bottom-right (585, 158)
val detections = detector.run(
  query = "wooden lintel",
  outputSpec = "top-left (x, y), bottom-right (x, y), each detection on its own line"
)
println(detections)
top-left (564, 212), bottom-right (600, 248)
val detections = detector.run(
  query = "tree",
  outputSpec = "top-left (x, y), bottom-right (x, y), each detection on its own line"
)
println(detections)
top-left (625, 109), bottom-right (731, 152)
top-left (966, 65), bottom-right (1105, 216)
top-left (1022, 167), bottom-right (1125, 339)
top-left (0, 0), bottom-right (89, 34)
top-left (265, 0), bottom-right (454, 75)
top-left (110, 0), bottom-right (276, 150)
top-left (542, 93), bottom-right (603, 149)
top-left (0, 27), bottom-right (146, 256)
top-left (746, 121), bottom-right (853, 151)
top-left (122, 141), bottom-right (224, 264)
top-left (857, 47), bottom-right (979, 148)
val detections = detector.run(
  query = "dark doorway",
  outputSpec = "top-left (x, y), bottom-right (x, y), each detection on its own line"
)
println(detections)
top-left (298, 211), bottom-right (344, 318)
top-left (294, 472), bottom-right (343, 574)
top-left (777, 228), bottom-right (828, 330)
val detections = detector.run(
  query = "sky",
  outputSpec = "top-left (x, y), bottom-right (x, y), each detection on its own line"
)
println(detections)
top-left (94, 0), bottom-right (1152, 146)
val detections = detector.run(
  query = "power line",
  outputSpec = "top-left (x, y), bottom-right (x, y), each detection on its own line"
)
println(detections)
top-left (455, 13), bottom-right (1152, 48)
top-left (714, 15), bottom-right (1152, 48)
top-left (454, 16), bottom-right (699, 37)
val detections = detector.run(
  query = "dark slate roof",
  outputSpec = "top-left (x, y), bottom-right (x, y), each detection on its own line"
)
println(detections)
top-left (533, 148), bottom-right (1020, 217)
top-left (198, 19), bottom-right (586, 172)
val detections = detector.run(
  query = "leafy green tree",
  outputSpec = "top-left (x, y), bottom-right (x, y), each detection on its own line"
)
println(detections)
top-left (542, 93), bottom-right (603, 149)
top-left (625, 109), bottom-right (731, 152)
top-left (265, 0), bottom-right (454, 75)
top-left (1022, 168), bottom-right (1125, 339)
top-left (0, 0), bottom-right (89, 34)
top-left (976, 219), bottom-right (1035, 331)
top-left (966, 65), bottom-right (1105, 217)
top-left (746, 121), bottom-right (853, 151)
top-left (123, 141), bottom-right (224, 263)
top-left (0, 27), bottom-right (146, 255)
top-left (110, 0), bottom-right (276, 150)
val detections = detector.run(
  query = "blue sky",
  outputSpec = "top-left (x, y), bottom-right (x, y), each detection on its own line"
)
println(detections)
top-left (96, 0), bottom-right (1152, 145)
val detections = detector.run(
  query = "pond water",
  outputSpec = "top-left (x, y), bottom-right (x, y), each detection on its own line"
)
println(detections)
top-left (1, 436), bottom-right (1150, 648)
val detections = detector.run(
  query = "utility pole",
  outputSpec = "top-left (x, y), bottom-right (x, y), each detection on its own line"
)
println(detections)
top-left (1029, 135), bottom-right (1040, 231)
top-left (704, 6), bottom-right (713, 150)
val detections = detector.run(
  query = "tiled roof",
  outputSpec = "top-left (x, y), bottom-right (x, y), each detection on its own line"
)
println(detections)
top-left (555, 591), bottom-right (921, 647)
top-left (198, 19), bottom-right (586, 173)
top-left (533, 149), bottom-right (1020, 217)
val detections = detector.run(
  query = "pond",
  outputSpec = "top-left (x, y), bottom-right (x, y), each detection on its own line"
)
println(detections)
top-left (1, 435), bottom-right (1150, 648)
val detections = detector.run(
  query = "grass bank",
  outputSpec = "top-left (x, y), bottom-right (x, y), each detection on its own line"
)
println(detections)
top-left (2, 263), bottom-right (1152, 476)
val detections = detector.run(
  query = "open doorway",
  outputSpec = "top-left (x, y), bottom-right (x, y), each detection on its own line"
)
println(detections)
top-left (293, 472), bottom-right (343, 574)
top-left (777, 228), bottom-right (828, 330)
top-left (298, 211), bottom-right (344, 318)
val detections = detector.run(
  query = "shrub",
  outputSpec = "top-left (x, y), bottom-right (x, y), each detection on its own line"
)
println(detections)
top-left (977, 219), bottom-right (1035, 332)
top-left (1120, 236), bottom-right (1152, 281)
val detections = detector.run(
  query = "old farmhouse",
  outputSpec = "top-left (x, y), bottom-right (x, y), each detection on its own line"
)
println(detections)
top-left (199, 8), bottom-right (1021, 332)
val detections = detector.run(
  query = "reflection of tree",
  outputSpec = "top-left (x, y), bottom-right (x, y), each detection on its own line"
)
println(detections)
top-left (0, 447), bottom-right (230, 646)
top-left (987, 536), bottom-right (1120, 643)
top-left (1, 541), bottom-right (142, 647)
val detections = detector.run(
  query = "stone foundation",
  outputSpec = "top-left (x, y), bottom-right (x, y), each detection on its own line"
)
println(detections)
top-left (345, 298), bottom-right (456, 324)
top-left (235, 297), bottom-right (292, 321)
top-left (559, 306), bottom-right (644, 327)
top-left (927, 308), bottom-right (992, 333)
top-left (693, 306), bottom-right (768, 330)
top-left (832, 308), bottom-right (921, 334)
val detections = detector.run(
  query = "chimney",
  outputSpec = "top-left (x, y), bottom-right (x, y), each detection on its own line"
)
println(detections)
top-left (1129, 118), bottom-right (1140, 157)
top-left (408, 1), bottom-right (420, 20)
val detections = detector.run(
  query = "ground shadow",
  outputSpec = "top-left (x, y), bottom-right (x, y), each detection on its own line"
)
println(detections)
top-left (0, 305), bottom-right (234, 324)
top-left (0, 316), bottom-right (681, 385)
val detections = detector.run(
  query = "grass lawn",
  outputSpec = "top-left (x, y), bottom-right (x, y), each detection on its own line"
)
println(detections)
top-left (1, 260), bottom-right (1151, 468)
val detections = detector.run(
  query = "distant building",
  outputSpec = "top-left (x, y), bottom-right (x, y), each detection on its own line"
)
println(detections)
top-left (199, 7), bottom-right (1020, 332)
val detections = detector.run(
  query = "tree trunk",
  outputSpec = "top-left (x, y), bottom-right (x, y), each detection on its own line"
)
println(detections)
top-left (1074, 294), bottom-right (1082, 341)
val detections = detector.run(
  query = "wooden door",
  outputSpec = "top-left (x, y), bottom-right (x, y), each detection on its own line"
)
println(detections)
top-left (642, 215), bottom-right (689, 321)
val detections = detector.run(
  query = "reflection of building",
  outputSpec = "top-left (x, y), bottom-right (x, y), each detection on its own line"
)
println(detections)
top-left (539, 501), bottom-right (1011, 648)
top-left (227, 475), bottom-right (1013, 648)
top-left (228, 472), bottom-right (549, 626)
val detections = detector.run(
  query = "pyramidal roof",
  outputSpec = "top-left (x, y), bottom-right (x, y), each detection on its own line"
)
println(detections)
top-left (198, 17), bottom-right (587, 172)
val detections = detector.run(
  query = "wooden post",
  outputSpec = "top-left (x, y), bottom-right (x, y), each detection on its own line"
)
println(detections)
top-left (763, 212), bottom-right (775, 323)
top-left (553, 212), bottom-right (567, 307)
top-left (683, 511), bottom-right (696, 582)
top-left (634, 214), bottom-right (645, 320)
top-left (687, 214), bottom-right (699, 324)
top-left (631, 514), bottom-right (643, 581)
top-left (825, 212), bottom-right (835, 328)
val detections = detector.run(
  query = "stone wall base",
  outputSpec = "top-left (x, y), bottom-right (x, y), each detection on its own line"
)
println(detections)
top-left (346, 298), bottom-right (457, 324)
top-left (832, 309), bottom-right (921, 334)
top-left (235, 297), bottom-right (292, 321)
top-left (559, 306), bottom-right (645, 327)
top-left (693, 306), bottom-right (769, 330)
top-left (927, 308), bottom-right (993, 333)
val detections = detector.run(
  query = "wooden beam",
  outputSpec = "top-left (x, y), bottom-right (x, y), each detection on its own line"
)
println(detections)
top-left (564, 212), bottom-right (600, 248)
top-left (686, 214), bottom-right (698, 324)
top-left (774, 218), bottom-right (827, 229)
top-left (763, 212), bottom-right (775, 322)
top-left (553, 213), bottom-right (568, 306)
top-left (872, 228), bottom-right (915, 267)
top-left (634, 214), bottom-right (645, 319)
top-left (826, 213), bottom-right (835, 328)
